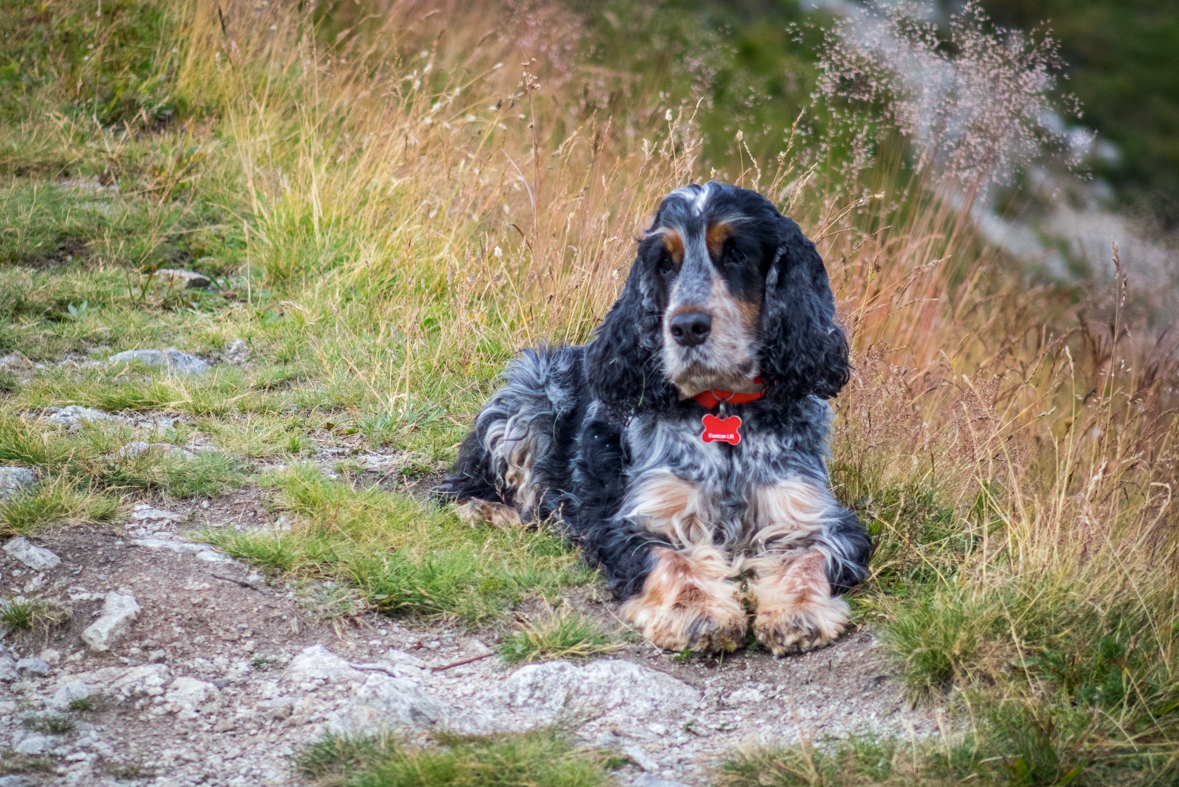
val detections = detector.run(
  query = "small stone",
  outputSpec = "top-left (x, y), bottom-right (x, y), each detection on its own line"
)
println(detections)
top-left (45, 405), bottom-right (114, 431)
top-left (0, 354), bottom-right (29, 371)
top-left (623, 746), bottom-right (660, 773)
top-left (14, 658), bottom-right (49, 677)
top-left (129, 505), bottom-right (184, 522)
top-left (224, 339), bottom-right (250, 365)
top-left (14, 735), bottom-right (51, 755)
top-left (0, 467), bottom-right (35, 500)
top-left (461, 638), bottom-right (493, 658)
top-left (38, 648), bottom-right (61, 666)
top-left (164, 676), bottom-right (216, 711)
top-left (0, 647), bottom-right (17, 682)
top-left (156, 269), bottom-right (212, 290)
top-left (108, 348), bottom-right (209, 375)
top-left (725, 687), bottom-right (766, 705)
top-left (51, 681), bottom-right (98, 709)
top-left (106, 442), bottom-right (196, 462)
top-left (130, 538), bottom-right (230, 563)
top-left (81, 592), bottom-right (141, 652)
top-left (3, 537), bottom-right (62, 571)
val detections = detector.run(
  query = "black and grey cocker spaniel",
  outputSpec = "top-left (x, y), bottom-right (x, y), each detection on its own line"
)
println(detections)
top-left (434, 182), bottom-right (871, 655)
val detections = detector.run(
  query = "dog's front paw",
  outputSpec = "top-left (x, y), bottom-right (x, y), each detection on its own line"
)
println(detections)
top-left (622, 547), bottom-right (746, 653)
top-left (752, 593), bottom-right (848, 655)
top-left (747, 549), bottom-right (848, 655)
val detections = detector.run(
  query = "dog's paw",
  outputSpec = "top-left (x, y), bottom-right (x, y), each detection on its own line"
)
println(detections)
top-left (752, 592), bottom-right (848, 655)
top-left (456, 499), bottom-right (523, 528)
top-left (622, 547), bottom-right (746, 654)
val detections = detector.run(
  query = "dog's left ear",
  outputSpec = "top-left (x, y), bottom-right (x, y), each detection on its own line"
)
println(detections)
top-left (759, 214), bottom-right (850, 403)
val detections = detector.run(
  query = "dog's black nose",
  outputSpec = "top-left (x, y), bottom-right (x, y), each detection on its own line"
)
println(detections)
top-left (670, 311), bottom-right (712, 347)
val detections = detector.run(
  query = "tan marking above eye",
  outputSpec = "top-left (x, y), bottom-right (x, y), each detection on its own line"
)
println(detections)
top-left (660, 229), bottom-right (684, 265)
top-left (706, 221), bottom-right (735, 260)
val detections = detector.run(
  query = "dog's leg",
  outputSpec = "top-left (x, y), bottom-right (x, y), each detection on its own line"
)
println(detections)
top-left (616, 473), bottom-right (746, 652)
top-left (622, 545), bottom-right (747, 653)
top-left (745, 478), bottom-right (868, 655)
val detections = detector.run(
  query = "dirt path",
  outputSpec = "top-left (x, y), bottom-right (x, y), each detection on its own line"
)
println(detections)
top-left (1, 476), bottom-right (940, 787)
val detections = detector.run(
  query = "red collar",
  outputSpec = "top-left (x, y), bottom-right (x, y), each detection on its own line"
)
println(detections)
top-left (691, 377), bottom-right (766, 410)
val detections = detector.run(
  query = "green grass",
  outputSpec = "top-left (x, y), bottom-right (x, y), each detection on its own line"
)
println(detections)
top-left (499, 606), bottom-right (624, 665)
top-left (205, 464), bottom-right (595, 624)
top-left (22, 713), bottom-right (75, 735)
top-left (295, 729), bottom-right (614, 787)
top-left (0, 597), bottom-right (68, 633)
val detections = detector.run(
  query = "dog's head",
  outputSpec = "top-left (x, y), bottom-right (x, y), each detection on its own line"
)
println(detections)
top-left (586, 182), bottom-right (849, 418)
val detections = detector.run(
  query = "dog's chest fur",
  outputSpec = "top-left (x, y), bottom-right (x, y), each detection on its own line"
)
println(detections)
top-left (618, 397), bottom-right (835, 550)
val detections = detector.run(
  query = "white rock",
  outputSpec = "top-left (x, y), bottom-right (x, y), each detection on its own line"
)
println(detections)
top-left (56, 664), bottom-right (169, 700)
top-left (108, 348), bottom-right (208, 375)
top-left (14, 735), bottom-right (50, 755)
top-left (14, 658), bottom-right (49, 676)
top-left (80, 592), bottom-right (141, 651)
top-left (106, 442), bottom-right (196, 462)
top-left (130, 539), bottom-right (231, 565)
top-left (165, 676), bottom-right (216, 711)
top-left (224, 339), bottom-right (250, 364)
top-left (45, 405), bottom-right (114, 431)
top-left (51, 681), bottom-right (98, 709)
top-left (726, 687), bottom-right (766, 705)
top-left (489, 659), bottom-right (701, 726)
top-left (623, 745), bottom-right (660, 773)
top-left (2, 537), bottom-right (62, 571)
top-left (324, 673), bottom-right (448, 736)
top-left (0, 467), bottom-right (35, 500)
top-left (282, 645), bottom-right (363, 685)
top-left (130, 504), bottom-right (183, 522)
top-left (156, 269), bottom-right (212, 290)
top-left (0, 646), bottom-right (17, 682)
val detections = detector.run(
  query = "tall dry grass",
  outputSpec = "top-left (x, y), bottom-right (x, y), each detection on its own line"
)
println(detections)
top-left (163, 0), bottom-right (1179, 770)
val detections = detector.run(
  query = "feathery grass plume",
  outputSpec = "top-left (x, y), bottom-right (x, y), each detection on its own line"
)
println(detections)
top-left (814, 0), bottom-right (1087, 208)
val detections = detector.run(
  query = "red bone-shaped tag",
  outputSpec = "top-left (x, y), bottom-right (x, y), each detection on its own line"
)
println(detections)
top-left (701, 414), bottom-right (742, 445)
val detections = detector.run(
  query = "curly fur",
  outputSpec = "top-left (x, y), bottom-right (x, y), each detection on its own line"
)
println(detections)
top-left (435, 182), bottom-right (872, 654)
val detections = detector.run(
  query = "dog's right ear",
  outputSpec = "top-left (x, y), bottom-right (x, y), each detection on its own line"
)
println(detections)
top-left (585, 266), bottom-right (675, 419)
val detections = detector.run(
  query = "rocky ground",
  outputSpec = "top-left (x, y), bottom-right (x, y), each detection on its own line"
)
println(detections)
top-left (0, 341), bottom-right (944, 786)
top-left (0, 401), bottom-right (942, 787)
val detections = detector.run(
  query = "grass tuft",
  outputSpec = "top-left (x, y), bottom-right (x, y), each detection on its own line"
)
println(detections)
top-left (295, 729), bottom-right (612, 787)
top-left (0, 597), bottom-right (69, 634)
top-left (499, 606), bottom-right (623, 665)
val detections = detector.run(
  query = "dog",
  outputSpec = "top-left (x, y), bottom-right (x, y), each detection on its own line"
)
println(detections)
top-left (434, 182), bottom-right (872, 655)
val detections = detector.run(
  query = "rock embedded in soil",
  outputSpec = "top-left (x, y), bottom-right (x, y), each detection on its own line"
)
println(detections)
top-left (489, 659), bottom-right (701, 726)
top-left (14, 657), bottom-right (50, 677)
top-left (0, 645), bottom-right (17, 682)
top-left (2, 537), bottom-right (62, 571)
top-left (108, 348), bottom-right (210, 375)
top-left (130, 537), bottom-right (232, 563)
top-left (44, 405), bottom-right (115, 431)
top-left (165, 676), bottom-right (218, 712)
top-left (0, 467), bottom-right (35, 500)
top-left (80, 592), bottom-right (141, 652)
top-left (156, 269), bottom-right (213, 289)
top-left (325, 672), bottom-right (449, 736)
top-left (105, 441), bottom-right (196, 462)
top-left (129, 504), bottom-right (184, 523)
top-left (223, 338), bottom-right (250, 364)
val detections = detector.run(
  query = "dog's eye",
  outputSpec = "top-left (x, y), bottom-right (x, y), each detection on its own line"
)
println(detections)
top-left (658, 252), bottom-right (675, 274)
top-left (724, 244), bottom-right (747, 264)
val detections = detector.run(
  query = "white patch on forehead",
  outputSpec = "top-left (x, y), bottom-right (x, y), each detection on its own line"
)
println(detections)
top-left (666, 183), bottom-right (713, 216)
top-left (693, 182), bottom-right (712, 214)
